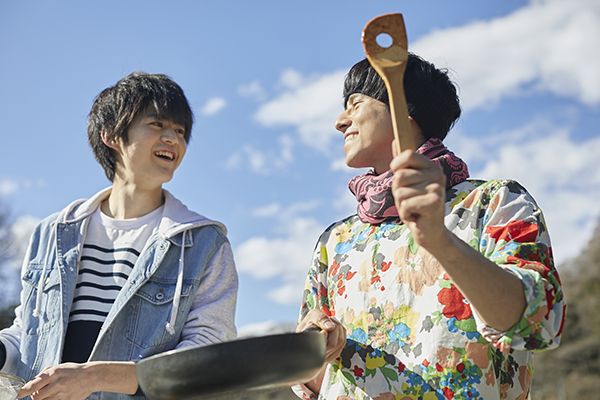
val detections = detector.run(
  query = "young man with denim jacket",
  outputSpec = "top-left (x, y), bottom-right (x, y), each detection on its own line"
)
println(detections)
top-left (0, 72), bottom-right (238, 399)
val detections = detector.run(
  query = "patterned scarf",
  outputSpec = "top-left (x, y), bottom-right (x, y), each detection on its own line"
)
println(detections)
top-left (348, 138), bottom-right (470, 224)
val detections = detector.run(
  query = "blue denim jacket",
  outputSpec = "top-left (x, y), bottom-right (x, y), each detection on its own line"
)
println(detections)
top-left (0, 188), bottom-right (238, 400)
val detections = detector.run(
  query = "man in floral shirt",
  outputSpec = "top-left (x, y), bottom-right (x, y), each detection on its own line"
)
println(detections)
top-left (294, 54), bottom-right (565, 400)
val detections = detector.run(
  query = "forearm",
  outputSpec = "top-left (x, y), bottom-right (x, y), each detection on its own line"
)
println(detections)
top-left (18, 361), bottom-right (139, 399)
top-left (178, 243), bottom-right (238, 348)
top-left (81, 361), bottom-right (139, 395)
top-left (425, 229), bottom-right (527, 331)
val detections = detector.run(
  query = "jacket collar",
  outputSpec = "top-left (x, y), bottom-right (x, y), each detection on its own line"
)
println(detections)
top-left (60, 187), bottom-right (226, 238)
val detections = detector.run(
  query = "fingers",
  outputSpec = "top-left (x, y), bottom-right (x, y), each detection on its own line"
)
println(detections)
top-left (18, 370), bottom-right (55, 399)
top-left (17, 364), bottom-right (90, 400)
top-left (298, 310), bottom-right (347, 364)
top-left (392, 168), bottom-right (444, 208)
top-left (323, 319), bottom-right (346, 364)
top-left (389, 146), bottom-right (448, 248)
top-left (390, 148), bottom-right (435, 173)
top-left (297, 309), bottom-right (336, 332)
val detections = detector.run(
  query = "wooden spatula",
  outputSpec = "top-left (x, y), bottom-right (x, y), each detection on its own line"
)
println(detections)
top-left (362, 13), bottom-right (415, 153)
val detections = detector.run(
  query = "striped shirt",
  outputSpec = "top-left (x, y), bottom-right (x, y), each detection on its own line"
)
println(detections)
top-left (62, 205), bottom-right (162, 362)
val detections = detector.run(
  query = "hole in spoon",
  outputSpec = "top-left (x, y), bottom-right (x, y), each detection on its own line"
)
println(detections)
top-left (376, 33), bottom-right (393, 48)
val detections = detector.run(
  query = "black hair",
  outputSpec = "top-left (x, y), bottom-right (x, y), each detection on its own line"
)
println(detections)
top-left (87, 72), bottom-right (194, 182)
top-left (342, 53), bottom-right (461, 141)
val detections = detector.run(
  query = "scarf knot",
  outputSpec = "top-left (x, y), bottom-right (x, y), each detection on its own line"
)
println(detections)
top-left (348, 138), bottom-right (469, 224)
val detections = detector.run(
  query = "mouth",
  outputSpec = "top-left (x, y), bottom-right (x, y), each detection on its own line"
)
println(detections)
top-left (344, 132), bottom-right (358, 143)
top-left (155, 150), bottom-right (175, 161)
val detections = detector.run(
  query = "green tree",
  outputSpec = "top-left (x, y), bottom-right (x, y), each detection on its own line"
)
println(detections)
top-left (531, 218), bottom-right (600, 399)
top-left (0, 199), bottom-right (20, 329)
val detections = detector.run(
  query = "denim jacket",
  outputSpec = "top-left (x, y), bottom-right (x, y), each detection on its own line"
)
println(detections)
top-left (0, 188), bottom-right (238, 399)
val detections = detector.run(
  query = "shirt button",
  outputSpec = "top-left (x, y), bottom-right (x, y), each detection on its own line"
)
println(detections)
top-left (156, 292), bottom-right (165, 300)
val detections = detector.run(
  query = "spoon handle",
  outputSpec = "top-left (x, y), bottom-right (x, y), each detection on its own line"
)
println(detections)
top-left (362, 13), bottom-right (415, 153)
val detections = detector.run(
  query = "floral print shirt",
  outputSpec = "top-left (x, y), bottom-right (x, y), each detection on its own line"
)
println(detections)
top-left (294, 179), bottom-right (565, 400)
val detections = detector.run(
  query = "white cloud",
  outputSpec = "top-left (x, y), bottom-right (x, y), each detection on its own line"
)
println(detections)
top-left (200, 97), bottom-right (227, 116)
top-left (266, 283), bottom-right (305, 306)
top-left (252, 203), bottom-right (281, 218)
top-left (1, 215), bottom-right (39, 272)
top-left (234, 202), bottom-right (324, 305)
top-left (237, 320), bottom-right (296, 338)
top-left (223, 151), bottom-right (242, 170)
top-left (331, 182), bottom-right (360, 221)
top-left (254, 69), bottom-right (346, 153)
top-left (451, 119), bottom-right (600, 265)
top-left (243, 145), bottom-right (268, 174)
top-left (0, 179), bottom-right (19, 195)
top-left (0, 179), bottom-right (46, 196)
top-left (238, 80), bottom-right (266, 101)
top-left (11, 215), bottom-right (39, 244)
top-left (224, 135), bottom-right (296, 174)
top-left (235, 216), bottom-right (322, 279)
top-left (412, 0), bottom-right (600, 110)
top-left (279, 69), bottom-right (304, 89)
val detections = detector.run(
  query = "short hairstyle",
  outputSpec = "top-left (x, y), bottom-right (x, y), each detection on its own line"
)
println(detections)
top-left (342, 53), bottom-right (461, 141)
top-left (87, 72), bottom-right (194, 181)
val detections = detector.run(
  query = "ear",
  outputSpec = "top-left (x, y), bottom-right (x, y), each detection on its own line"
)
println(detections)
top-left (101, 130), bottom-right (120, 151)
top-left (408, 117), bottom-right (427, 148)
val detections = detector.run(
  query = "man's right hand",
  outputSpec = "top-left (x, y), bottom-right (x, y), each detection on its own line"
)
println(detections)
top-left (297, 309), bottom-right (346, 364)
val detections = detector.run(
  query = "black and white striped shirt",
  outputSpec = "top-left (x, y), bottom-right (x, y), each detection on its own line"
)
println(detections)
top-left (62, 205), bottom-right (162, 362)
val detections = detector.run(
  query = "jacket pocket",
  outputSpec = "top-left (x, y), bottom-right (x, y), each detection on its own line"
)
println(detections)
top-left (21, 265), bottom-right (62, 335)
top-left (125, 278), bottom-right (192, 349)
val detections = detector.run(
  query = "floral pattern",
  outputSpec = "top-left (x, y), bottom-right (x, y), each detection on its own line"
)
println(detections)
top-left (295, 180), bottom-right (565, 400)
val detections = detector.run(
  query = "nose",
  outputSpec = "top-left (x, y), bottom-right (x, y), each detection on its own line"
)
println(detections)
top-left (335, 109), bottom-right (350, 133)
top-left (161, 127), bottom-right (179, 145)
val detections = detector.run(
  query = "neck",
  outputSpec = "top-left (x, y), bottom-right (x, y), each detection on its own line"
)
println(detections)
top-left (102, 180), bottom-right (164, 219)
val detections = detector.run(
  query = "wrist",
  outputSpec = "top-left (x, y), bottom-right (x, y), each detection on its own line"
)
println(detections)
top-left (82, 362), bottom-right (102, 394)
top-left (419, 227), bottom-right (456, 258)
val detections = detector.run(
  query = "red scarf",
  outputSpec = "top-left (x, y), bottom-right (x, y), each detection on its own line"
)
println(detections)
top-left (348, 138), bottom-right (469, 224)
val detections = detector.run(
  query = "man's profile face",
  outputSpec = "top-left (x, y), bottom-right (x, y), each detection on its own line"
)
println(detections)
top-left (335, 93), bottom-right (395, 174)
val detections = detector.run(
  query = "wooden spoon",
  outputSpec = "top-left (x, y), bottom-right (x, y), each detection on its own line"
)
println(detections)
top-left (362, 13), bottom-right (415, 153)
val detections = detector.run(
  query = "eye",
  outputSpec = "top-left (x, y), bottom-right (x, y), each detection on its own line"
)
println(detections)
top-left (150, 121), bottom-right (163, 128)
top-left (175, 128), bottom-right (185, 136)
top-left (351, 99), bottom-right (363, 112)
top-left (345, 99), bottom-right (358, 111)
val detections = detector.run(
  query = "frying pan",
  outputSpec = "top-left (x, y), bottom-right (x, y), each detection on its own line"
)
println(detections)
top-left (136, 329), bottom-right (325, 400)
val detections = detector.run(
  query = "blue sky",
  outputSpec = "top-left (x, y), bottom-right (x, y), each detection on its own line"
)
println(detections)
top-left (1, 0), bottom-right (599, 333)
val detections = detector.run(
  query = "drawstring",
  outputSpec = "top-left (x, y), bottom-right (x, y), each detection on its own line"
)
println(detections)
top-left (165, 230), bottom-right (186, 335)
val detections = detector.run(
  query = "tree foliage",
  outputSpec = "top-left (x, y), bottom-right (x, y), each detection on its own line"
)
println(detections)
top-left (0, 200), bottom-right (14, 267)
top-left (531, 218), bottom-right (600, 399)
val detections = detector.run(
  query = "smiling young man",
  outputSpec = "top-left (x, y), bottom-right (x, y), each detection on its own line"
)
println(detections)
top-left (294, 55), bottom-right (565, 400)
top-left (0, 72), bottom-right (238, 399)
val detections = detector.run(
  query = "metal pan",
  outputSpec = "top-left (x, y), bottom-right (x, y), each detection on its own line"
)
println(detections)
top-left (136, 330), bottom-right (326, 400)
